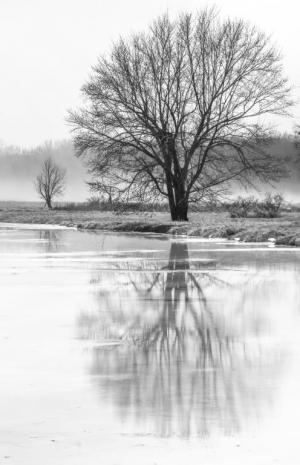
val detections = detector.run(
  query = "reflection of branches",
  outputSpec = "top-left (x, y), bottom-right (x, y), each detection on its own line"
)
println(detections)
top-left (78, 243), bottom-right (280, 437)
top-left (38, 230), bottom-right (61, 252)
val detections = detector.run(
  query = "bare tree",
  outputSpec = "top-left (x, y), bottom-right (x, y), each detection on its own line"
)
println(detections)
top-left (35, 158), bottom-right (66, 209)
top-left (69, 9), bottom-right (292, 221)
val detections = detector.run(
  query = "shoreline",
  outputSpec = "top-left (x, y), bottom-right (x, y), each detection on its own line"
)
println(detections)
top-left (76, 221), bottom-right (300, 246)
top-left (0, 207), bottom-right (300, 246)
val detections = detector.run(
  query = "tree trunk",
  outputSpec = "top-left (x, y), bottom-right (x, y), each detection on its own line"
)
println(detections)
top-left (46, 197), bottom-right (52, 209)
top-left (170, 201), bottom-right (188, 221)
top-left (164, 143), bottom-right (189, 221)
top-left (168, 185), bottom-right (189, 221)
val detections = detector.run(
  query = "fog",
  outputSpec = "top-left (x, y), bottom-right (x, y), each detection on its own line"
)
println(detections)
top-left (264, 137), bottom-right (300, 202)
top-left (230, 137), bottom-right (300, 203)
top-left (0, 137), bottom-right (299, 203)
top-left (0, 140), bottom-right (89, 202)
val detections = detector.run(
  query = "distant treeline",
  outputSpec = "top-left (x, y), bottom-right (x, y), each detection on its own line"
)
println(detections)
top-left (0, 136), bottom-right (299, 203)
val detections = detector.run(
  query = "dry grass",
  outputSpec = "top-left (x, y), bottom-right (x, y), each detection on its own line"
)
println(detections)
top-left (0, 201), bottom-right (299, 245)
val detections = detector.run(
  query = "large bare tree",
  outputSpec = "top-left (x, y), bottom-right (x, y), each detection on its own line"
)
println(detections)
top-left (35, 158), bottom-right (66, 209)
top-left (69, 9), bottom-right (292, 220)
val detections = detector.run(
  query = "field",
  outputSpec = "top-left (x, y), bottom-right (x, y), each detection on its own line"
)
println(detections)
top-left (0, 201), bottom-right (300, 246)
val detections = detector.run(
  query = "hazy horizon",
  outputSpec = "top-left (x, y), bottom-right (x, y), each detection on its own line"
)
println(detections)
top-left (0, 137), bottom-right (299, 203)
top-left (0, 140), bottom-right (89, 202)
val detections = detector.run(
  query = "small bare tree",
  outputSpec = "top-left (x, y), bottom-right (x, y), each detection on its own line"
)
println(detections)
top-left (35, 158), bottom-right (66, 209)
top-left (69, 9), bottom-right (292, 221)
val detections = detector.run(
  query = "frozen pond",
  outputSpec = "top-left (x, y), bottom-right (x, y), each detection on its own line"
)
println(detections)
top-left (1, 225), bottom-right (300, 464)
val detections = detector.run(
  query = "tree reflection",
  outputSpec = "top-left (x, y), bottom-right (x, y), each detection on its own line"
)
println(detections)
top-left (38, 230), bottom-right (61, 252)
top-left (78, 242), bottom-right (280, 437)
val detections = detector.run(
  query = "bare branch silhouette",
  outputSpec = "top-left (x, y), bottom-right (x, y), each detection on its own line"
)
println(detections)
top-left (69, 9), bottom-right (292, 220)
top-left (35, 158), bottom-right (66, 209)
top-left (78, 243), bottom-right (280, 437)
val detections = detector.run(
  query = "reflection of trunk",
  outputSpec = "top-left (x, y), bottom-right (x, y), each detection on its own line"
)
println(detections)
top-left (80, 241), bottom-right (272, 437)
top-left (169, 241), bottom-right (190, 264)
top-left (163, 242), bottom-right (190, 328)
top-left (39, 230), bottom-right (59, 251)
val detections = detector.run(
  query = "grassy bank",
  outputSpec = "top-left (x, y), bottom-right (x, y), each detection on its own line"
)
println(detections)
top-left (0, 201), bottom-right (300, 246)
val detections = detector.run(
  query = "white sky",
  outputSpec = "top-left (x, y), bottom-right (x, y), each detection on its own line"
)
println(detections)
top-left (0, 0), bottom-right (300, 148)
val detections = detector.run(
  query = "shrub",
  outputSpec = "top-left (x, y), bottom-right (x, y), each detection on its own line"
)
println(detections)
top-left (228, 194), bottom-right (283, 218)
top-left (254, 193), bottom-right (283, 218)
top-left (228, 196), bottom-right (258, 218)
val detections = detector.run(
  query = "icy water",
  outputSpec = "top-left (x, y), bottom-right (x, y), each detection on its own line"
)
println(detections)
top-left (1, 225), bottom-right (300, 464)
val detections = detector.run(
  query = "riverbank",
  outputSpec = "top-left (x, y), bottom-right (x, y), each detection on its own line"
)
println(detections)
top-left (0, 202), bottom-right (300, 246)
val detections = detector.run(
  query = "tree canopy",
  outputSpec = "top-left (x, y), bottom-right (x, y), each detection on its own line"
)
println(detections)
top-left (69, 9), bottom-right (292, 220)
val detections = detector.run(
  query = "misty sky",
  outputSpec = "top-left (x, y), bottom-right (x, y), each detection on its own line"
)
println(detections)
top-left (1, 0), bottom-right (300, 148)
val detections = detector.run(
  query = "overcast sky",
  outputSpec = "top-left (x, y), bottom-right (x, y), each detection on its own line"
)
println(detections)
top-left (1, 0), bottom-right (299, 148)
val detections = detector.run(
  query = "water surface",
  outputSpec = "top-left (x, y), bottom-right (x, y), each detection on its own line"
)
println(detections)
top-left (1, 226), bottom-right (300, 464)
